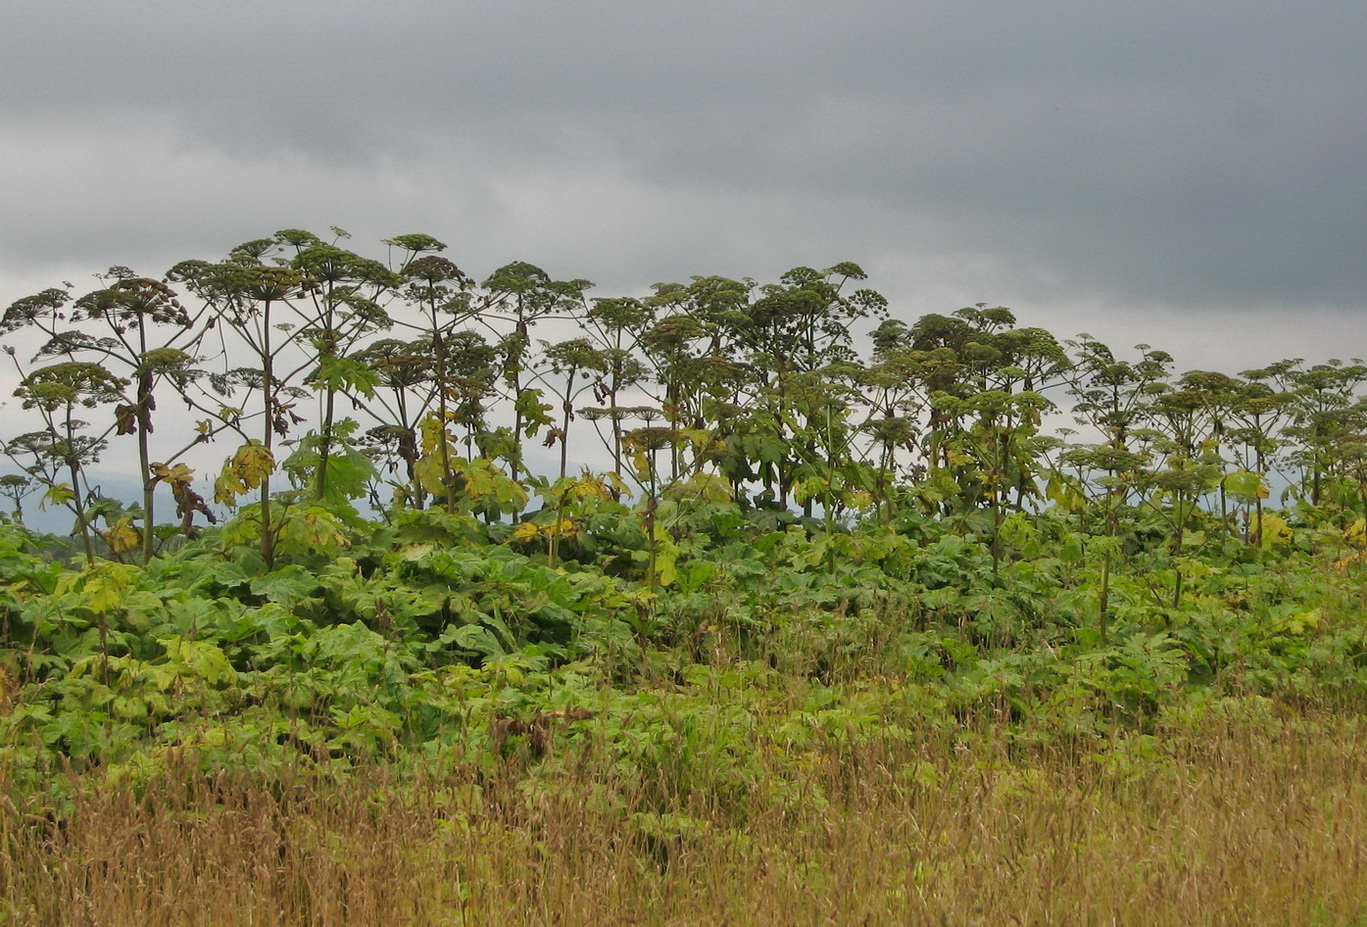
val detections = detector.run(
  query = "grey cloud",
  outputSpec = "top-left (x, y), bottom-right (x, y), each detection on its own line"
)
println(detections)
top-left (1, 0), bottom-right (1365, 350)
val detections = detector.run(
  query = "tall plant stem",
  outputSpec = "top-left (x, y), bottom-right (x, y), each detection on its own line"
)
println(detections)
top-left (259, 298), bottom-right (276, 568)
top-left (1099, 549), bottom-right (1111, 647)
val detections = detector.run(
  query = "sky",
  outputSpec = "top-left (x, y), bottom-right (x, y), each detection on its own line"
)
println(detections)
top-left (1, 1), bottom-right (1366, 523)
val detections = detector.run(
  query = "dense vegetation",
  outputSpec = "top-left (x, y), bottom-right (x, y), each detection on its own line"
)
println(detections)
top-left (0, 229), bottom-right (1364, 923)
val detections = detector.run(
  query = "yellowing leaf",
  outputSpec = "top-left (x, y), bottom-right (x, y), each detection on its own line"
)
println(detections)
top-left (214, 441), bottom-right (275, 505)
top-left (1223, 469), bottom-right (1269, 502)
top-left (81, 564), bottom-right (137, 615)
top-left (1254, 513), bottom-right (1294, 549)
top-left (1045, 473), bottom-right (1086, 513)
top-left (849, 490), bottom-right (875, 511)
top-left (42, 483), bottom-right (76, 508)
top-left (101, 517), bottom-right (141, 555)
top-left (150, 462), bottom-right (196, 486)
top-left (1334, 550), bottom-right (1367, 572)
top-left (570, 473), bottom-right (613, 501)
top-left (276, 507), bottom-right (350, 557)
top-left (1344, 518), bottom-right (1367, 549)
top-left (88, 577), bottom-right (123, 615)
top-left (412, 456), bottom-right (447, 497)
top-left (452, 457), bottom-right (527, 508)
top-left (418, 412), bottom-right (457, 458)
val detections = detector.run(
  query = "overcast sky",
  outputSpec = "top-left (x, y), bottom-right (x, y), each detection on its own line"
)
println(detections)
top-left (2, 1), bottom-right (1365, 376)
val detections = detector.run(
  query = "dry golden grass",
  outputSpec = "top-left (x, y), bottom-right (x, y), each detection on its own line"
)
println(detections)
top-left (1, 707), bottom-right (1363, 926)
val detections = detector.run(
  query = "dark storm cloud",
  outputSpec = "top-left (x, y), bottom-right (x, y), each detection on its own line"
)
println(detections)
top-left (2, 0), bottom-right (1366, 323)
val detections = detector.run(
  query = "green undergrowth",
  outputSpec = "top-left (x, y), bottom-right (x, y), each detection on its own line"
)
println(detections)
top-left (0, 501), bottom-right (1364, 811)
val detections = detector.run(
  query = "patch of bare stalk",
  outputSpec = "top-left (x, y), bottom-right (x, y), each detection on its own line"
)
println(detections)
top-left (0, 705), bottom-right (1363, 926)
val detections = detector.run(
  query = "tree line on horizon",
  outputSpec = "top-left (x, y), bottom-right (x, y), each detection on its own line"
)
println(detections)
top-left (0, 228), bottom-right (1364, 570)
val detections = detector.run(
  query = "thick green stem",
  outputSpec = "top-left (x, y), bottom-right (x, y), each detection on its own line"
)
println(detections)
top-left (559, 369), bottom-right (575, 482)
top-left (68, 451), bottom-right (95, 566)
top-left (316, 379), bottom-right (337, 502)
top-left (1099, 549), bottom-right (1111, 647)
